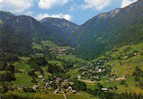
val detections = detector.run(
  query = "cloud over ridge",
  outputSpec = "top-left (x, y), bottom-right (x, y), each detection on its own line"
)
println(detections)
top-left (36, 13), bottom-right (72, 21)
top-left (38, 0), bottom-right (69, 9)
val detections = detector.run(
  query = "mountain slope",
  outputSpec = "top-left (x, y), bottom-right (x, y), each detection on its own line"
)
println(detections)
top-left (40, 17), bottom-right (79, 46)
top-left (79, 42), bottom-right (143, 96)
top-left (0, 13), bottom-right (47, 54)
top-left (1, 0), bottom-right (143, 58)
top-left (77, 0), bottom-right (143, 58)
top-left (0, 11), bottom-right (79, 54)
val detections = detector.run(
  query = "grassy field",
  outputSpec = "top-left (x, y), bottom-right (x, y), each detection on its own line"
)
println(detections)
top-left (67, 92), bottom-right (98, 99)
top-left (3, 91), bottom-right (98, 99)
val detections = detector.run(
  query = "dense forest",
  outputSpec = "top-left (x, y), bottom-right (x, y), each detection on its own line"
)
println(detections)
top-left (1, 0), bottom-right (143, 99)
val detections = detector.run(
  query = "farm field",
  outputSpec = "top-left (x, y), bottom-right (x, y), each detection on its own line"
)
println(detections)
top-left (3, 91), bottom-right (98, 99)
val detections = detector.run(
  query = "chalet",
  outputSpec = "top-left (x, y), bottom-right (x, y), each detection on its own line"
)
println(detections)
top-left (101, 88), bottom-right (108, 92)
top-left (115, 76), bottom-right (126, 81)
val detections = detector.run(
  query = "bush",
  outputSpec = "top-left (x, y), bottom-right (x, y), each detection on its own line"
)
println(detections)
top-left (47, 60), bottom-right (64, 74)
top-left (0, 71), bottom-right (16, 82)
top-left (73, 80), bottom-right (87, 91)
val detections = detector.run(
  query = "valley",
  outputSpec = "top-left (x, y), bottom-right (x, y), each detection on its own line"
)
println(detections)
top-left (0, 0), bottom-right (143, 99)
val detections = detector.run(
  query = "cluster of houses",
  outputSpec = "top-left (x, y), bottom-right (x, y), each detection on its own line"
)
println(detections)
top-left (79, 65), bottom-right (108, 81)
top-left (0, 74), bottom-right (78, 94)
top-left (22, 77), bottom-right (77, 94)
top-left (44, 77), bottom-right (77, 94)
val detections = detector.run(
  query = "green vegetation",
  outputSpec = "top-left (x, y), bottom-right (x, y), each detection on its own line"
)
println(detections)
top-left (0, 40), bottom-right (92, 99)
top-left (1, 40), bottom-right (143, 99)
top-left (79, 43), bottom-right (143, 99)
top-left (1, 2), bottom-right (143, 98)
top-left (2, 91), bottom-right (98, 99)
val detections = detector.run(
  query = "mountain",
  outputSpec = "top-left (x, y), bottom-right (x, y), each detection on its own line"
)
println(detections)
top-left (0, 11), bottom-right (79, 55)
top-left (40, 17), bottom-right (79, 46)
top-left (0, 0), bottom-right (143, 58)
top-left (77, 0), bottom-right (143, 58)
top-left (0, 11), bottom-right (15, 22)
top-left (0, 12), bottom-right (47, 54)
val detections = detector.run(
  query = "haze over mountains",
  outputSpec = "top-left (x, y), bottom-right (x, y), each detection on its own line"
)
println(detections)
top-left (0, 0), bottom-right (143, 58)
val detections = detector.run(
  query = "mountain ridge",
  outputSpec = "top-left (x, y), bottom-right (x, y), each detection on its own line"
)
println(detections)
top-left (0, 0), bottom-right (143, 58)
top-left (0, 11), bottom-right (79, 54)
top-left (77, 0), bottom-right (143, 58)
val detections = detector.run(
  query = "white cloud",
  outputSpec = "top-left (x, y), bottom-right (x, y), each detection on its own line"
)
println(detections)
top-left (0, 0), bottom-right (33, 12)
top-left (36, 13), bottom-right (72, 21)
top-left (23, 11), bottom-right (34, 16)
top-left (83, 0), bottom-right (112, 10)
top-left (121, 0), bottom-right (137, 8)
top-left (39, 0), bottom-right (68, 9)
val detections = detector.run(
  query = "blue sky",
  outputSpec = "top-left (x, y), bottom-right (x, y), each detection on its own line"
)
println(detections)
top-left (0, 0), bottom-right (138, 24)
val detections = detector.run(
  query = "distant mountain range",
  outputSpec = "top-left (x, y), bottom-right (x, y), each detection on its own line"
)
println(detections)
top-left (0, 0), bottom-right (143, 58)
top-left (0, 11), bottom-right (78, 55)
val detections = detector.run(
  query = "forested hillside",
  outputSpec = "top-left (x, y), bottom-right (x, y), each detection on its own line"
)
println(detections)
top-left (0, 11), bottom-right (78, 55)
top-left (0, 0), bottom-right (143, 99)
top-left (77, 0), bottom-right (143, 58)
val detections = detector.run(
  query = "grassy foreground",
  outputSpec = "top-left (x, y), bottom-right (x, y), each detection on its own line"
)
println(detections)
top-left (2, 91), bottom-right (98, 99)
